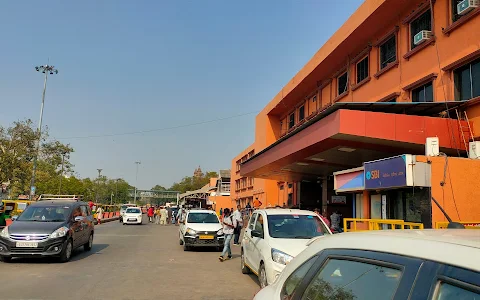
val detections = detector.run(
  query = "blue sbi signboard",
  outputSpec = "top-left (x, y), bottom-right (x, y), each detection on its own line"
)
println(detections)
top-left (364, 155), bottom-right (407, 189)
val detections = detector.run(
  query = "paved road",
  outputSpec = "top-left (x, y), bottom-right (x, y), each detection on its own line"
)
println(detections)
top-left (1, 218), bottom-right (261, 300)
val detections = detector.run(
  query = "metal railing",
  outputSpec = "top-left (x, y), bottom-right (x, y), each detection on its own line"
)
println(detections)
top-left (343, 218), bottom-right (424, 232)
top-left (435, 221), bottom-right (480, 229)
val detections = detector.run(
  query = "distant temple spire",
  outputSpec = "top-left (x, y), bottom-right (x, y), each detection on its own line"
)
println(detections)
top-left (194, 165), bottom-right (203, 178)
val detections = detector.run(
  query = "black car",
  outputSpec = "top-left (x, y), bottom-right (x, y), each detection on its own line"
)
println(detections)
top-left (0, 200), bottom-right (94, 263)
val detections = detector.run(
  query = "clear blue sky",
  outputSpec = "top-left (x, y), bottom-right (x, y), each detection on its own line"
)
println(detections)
top-left (0, 0), bottom-right (363, 189)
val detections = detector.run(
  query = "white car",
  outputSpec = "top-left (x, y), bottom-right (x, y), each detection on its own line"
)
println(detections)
top-left (122, 207), bottom-right (143, 225)
top-left (179, 209), bottom-right (224, 251)
top-left (119, 204), bottom-right (136, 223)
top-left (254, 229), bottom-right (480, 300)
top-left (241, 209), bottom-right (332, 288)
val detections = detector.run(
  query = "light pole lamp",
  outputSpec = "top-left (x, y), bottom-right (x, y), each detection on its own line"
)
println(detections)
top-left (134, 161), bottom-right (141, 205)
top-left (30, 64), bottom-right (58, 200)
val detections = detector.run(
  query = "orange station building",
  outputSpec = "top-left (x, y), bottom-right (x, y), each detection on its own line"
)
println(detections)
top-left (231, 0), bottom-right (480, 228)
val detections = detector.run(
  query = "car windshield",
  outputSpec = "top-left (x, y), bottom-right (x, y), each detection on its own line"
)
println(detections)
top-left (17, 206), bottom-right (70, 222)
top-left (126, 208), bottom-right (141, 213)
top-left (267, 214), bottom-right (328, 239)
top-left (187, 213), bottom-right (219, 224)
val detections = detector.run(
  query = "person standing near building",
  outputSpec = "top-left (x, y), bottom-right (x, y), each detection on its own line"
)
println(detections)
top-left (219, 208), bottom-right (236, 262)
top-left (167, 207), bottom-right (172, 225)
top-left (330, 210), bottom-right (342, 232)
top-left (253, 197), bottom-right (262, 209)
top-left (160, 206), bottom-right (168, 225)
top-left (232, 205), bottom-right (243, 245)
top-left (219, 208), bottom-right (223, 220)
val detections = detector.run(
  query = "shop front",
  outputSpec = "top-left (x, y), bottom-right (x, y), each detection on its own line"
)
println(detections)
top-left (365, 154), bottom-right (432, 227)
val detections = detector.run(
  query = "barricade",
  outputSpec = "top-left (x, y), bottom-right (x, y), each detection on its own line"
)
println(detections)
top-left (344, 218), bottom-right (424, 232)
top-left (435, 221), bottom-right (480, 229)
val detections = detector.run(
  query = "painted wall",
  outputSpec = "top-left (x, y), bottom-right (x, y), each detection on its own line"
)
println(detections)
top-left (208, 195), bottom-right (233, 215)
top-left (232, 0), bottom-right (480, 210)
top-left (417, 155), bottom-right (480, 225)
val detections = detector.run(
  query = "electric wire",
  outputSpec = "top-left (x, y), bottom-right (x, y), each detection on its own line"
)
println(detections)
top-left (56, 110), bottom-right (259, 140)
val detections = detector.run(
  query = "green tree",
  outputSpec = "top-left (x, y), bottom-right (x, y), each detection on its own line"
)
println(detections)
top-left (151, 185), bottom-right (167, 191)
top-left (0, 119), bottom-right (73, 197)
top-left (169, 171), bottom-right (218, 193)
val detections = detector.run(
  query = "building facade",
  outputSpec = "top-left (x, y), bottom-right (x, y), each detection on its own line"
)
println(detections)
top-left (232, 0), bottom-right (480, 227)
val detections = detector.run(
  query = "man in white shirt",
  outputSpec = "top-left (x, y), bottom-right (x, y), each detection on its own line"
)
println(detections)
top-left (232, 205), bottom-right (243, 245)
top-left (219, 208), bottom-right (236, 262)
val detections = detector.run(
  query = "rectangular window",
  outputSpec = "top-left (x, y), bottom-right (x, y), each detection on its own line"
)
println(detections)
top-left (379, 35), bottom-right (396, 69)
top-left (412, 82), bottom-right (434, 102)
top-left (288, 113), bottom-right (295, 129)
top-left (298, 105), bottom-right (305, 121)
top-left (302, 259), bottom-right (402, 299)
top-left (410, 10), bottom-right (432, 49)
top-left (454, 58), bottom-right (480, 101)
top-left (356, 56), bottom-right (369, 83)
top-left (337, 72), bottom-right (348, 95)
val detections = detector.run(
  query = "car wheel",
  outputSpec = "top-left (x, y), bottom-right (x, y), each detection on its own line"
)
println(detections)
top-left (179, 238), bottom-right (184, 245)
top-left (183, 244), bottom-right (190, 251)
top-left (59, 239), bottom-right (73, 263)
top-left (123, 223), bottom-right (126, 225)
top-left (84, 233), bottom-right (93, 251)
top-left (241, 249), bottom-right (251, 274)
top-left (259, 263), bottom-right (268, 289)
top-left (0, 256), bottom-right (12, 263)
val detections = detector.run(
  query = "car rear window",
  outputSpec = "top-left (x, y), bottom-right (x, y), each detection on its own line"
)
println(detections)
top-left (267, 214), bottom-right (329, 239)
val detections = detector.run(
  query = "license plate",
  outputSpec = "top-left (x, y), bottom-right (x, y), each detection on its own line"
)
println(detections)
top-left (199, 235), bottom-right (214, 240)
top-left (128, 219), bottom-right (136, 221)
top-left (16, 242), bottom-right (38, 248)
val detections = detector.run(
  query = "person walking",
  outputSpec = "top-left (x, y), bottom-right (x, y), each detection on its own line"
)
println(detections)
top-left (96, 206), bottom-right (104, 225)
top-left (219, 208), bottom-right (236, 262)
top-left (167, 207), bottom-right (172, 225)
top-left (232, 205), bottom-right (243, 245)
top-left (148, 206), bottom-right (155, 223)
top-left (155, 206), bottom-right (161, 225)
top-left (160, 206), bottom-right (168, 225)
top-left (219, 208), bottom-right (223, 220)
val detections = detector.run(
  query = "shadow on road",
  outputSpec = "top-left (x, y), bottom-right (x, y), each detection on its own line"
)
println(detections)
top-left (8, 243), bottom-right (109, 264)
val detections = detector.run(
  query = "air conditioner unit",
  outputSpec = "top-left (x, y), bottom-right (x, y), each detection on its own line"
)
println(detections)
top-left (426, 137), bottom-right (440, 156)
top-left (458, 0), bottom-right (479, 15)
top-left (414, 30), bottom-right (433, 46)
top-left (469, 141), bottom-right (480, 159)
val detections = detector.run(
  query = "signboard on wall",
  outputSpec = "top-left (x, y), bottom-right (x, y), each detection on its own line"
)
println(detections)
top-left (365, 155), bottom-right (407, 190)
top-left (331, 195), bottom-right (347, 204)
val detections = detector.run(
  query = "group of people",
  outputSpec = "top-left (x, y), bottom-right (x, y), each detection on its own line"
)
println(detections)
top-left (147, 205), bottom-right (174, 225)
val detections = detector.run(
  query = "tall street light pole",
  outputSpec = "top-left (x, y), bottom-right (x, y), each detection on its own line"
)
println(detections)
top-left (30, 64), bottom-right (58, 200)
top-left (96, 169), bottom-right (103, 203)
top-left (58, 151), bottom-right (67, 194)
top-left (134, 162), bottom-right (141, 205)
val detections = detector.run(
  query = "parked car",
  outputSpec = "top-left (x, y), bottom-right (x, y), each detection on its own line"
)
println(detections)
top-left (254, 229), bottom-right (480, 300)
top-left (122, 207), bottom-right (143, 225)
top-left (241, 209), bottom-right (332, 288)
top-left (0, 200), bottom-right (94, 263)
top-left (179, 209), bottom-right (224, 251)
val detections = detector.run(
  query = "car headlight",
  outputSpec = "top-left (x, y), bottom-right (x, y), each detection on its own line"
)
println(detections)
top-left (49, 226), bottom-right (69, 239)
top-left (186, 228), bottom-right (197, 235)
top-left (0, 227), bottom-right (9, 238)
top-left (217, 229), bottom-right (224, 235)
top-left (271, 248), bottom-right (294, 265)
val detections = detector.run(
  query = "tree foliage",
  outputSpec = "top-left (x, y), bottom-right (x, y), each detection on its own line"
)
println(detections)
top-left (169, 171), bottom-right (218, 193)
top-left (0, 119), bottom-right (73, 197)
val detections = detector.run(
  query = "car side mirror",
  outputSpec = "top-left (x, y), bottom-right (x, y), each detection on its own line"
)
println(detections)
top-left (74, 216), bottom-right (85, 222)
top-left (251, 230), bottom-right (263, 238)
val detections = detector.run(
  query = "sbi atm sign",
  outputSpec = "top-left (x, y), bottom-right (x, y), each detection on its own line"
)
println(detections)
top-left (364, 155), bottom-right (430, 190)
